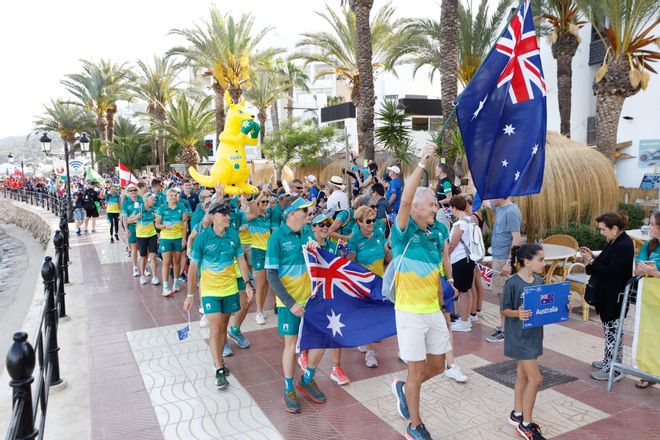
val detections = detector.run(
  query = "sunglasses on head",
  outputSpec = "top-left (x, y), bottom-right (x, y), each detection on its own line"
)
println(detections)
top-left (363, 218), bottom-right (375, 224)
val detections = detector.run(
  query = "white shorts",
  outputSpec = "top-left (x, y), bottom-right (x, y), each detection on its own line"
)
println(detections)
top-left (395, 309), bottom-right (452, 362)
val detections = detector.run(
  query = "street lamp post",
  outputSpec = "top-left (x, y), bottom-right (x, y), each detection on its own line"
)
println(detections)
top-left (40, 132), bottom-right (74, 222)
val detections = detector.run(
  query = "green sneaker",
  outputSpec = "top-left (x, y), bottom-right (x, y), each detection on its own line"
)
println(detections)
top-left (282, 389), bottom-right (301, 413)
top-left (295, 377), bottom-right (326, 403)
top-left (228, 326), bottom-right (250, 349)
top-left (215, 368), bottom-right (229, 389)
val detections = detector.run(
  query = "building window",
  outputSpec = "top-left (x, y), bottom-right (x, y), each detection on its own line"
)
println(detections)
top-left (589, 26), bottom-right (607, 66)
top-left (587, 116), bottom-right (597, 145)
top-left (384, 94), bottom-right (398, 101)
top-left (411, 117), bottom-right (429, 131)
top-left (330, 121), bottom-right (345, 130)
top-left (429, 117), bottom-right (443, 132)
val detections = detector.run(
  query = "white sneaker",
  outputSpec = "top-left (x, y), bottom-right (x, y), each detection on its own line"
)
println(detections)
top-left (139, 276), bottom-right (147, 285)
top-left (162, 285), bottom-right (172, 297)
top-left (451, 320), bottom-right (472, 332)
top-left (198, 307), bottom-right (204, 314)
top-left (255, 312), bottom-right (266, 325)
top-left (365, 350), bottom-right (378, 368)
top-left (445, 364), bottom-right (468, 383)
top-left (357, 345), bottom-right (368, 353)
top-left (200, 316), bottom-right (208, 328)
top-left (151, 276), bottom-right (160, 285)
top-left (145, 267), bottom-right (152, 276)
top-left (132, 266), bottom-right (140, 277)
top-left (469, 314), bottom-right (478, 323)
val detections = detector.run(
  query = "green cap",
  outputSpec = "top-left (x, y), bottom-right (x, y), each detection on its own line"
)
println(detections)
top-left (283, 197), bottom-right (314, 216)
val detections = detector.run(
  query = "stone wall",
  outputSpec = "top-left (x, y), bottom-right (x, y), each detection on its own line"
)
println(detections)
top-left (0, 200), bottom-right (52, 249)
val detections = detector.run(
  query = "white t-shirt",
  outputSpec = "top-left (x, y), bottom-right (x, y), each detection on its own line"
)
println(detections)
top-left (327, 190), bottom-right (349, 211)
top-left (449, 217), bottom-right (471, 264)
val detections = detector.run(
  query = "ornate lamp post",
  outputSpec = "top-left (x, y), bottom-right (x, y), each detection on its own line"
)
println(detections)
top-left (41, 132), bottom-right (74, 222)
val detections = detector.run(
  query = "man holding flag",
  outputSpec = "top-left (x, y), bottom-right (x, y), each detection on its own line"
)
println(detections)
top-left (390, 144), bottom-right (451, 440)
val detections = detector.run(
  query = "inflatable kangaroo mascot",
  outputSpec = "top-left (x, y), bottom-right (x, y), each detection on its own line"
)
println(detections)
top-left (189, 91), bottom-right (260, 195)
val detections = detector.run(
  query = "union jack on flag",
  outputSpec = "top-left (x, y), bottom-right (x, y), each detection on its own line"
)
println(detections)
top-left (304, 248), bottom-right (381, 300)
top-left (477, 263), bottom-right (493, 287)
top-left (336, 239), bottom-right (351, 258)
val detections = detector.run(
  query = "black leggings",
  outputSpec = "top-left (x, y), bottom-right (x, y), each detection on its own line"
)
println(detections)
top-left (108, 213), bottom-right (120, 236)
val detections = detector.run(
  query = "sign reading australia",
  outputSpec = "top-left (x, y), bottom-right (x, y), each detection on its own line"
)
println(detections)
top-left (522, 282), bottom-right (570, 329)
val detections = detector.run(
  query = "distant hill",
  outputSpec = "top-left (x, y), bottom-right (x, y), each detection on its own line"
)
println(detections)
top-left (0, 134), bottom-right (66, 169)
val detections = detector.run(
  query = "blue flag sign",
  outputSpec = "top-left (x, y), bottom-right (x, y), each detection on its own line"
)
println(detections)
top-left (522, 282), bottom-right (570, 329)
top-left (456, 0), bottom-right (547, 200)
top-left (177, 324), bottom-right (191, 341)
top-left (299, 248), bottom-right (396, 350)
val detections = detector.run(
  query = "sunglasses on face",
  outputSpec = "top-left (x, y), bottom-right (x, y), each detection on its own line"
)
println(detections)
top-left (128, 189), bottom-right (137, 193)
top-left (259, 200), bottom-right (269, 205)
top-left (363, 218), bottom-right (375, 224)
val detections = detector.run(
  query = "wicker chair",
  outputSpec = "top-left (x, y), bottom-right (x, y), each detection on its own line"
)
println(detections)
top-left (565, 262), bottom-right (590, 321)
top-left (543, 234), bottom-right (579, 279)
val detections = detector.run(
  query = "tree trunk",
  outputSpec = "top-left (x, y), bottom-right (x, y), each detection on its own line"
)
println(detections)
top-left (440, 0), bottom-right (459, 183)
top-left (271, 101), bottom-right (280, 132)
top-left (552, 32), bottom-right (579, 138)
top-left (213, 81), bottom-right (226, 141)
top-left (595, 93), bottom-right (625, 163)
top-left (106, 105), bottom-right (117, 143)
top-left (228, 86), bottom-right (242, 105)
top-left (353, 0), bottom-right (376, 161)
top-left (258, 111), bottom-right (267, 144)
top-left (287, 89), bottom-right (294, 121)
top-left (158, 133), bottom-right (166, 172)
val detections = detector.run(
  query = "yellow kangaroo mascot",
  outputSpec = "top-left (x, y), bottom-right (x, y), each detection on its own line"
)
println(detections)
top-left (189, 91), bottom-right (260, 195)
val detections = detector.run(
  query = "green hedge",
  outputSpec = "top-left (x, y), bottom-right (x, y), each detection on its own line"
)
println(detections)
top-left (544, 223), bottom-right (608, 250)
top-left (618, 203), bottom-right (646, 230)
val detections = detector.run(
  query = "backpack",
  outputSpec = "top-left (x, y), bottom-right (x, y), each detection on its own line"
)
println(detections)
top-left (82, 190), bottom-right (96, 210)
top-left (458, 218), bottom-right (486, 262)
top-left (381, 238), bottom-right (412, 303)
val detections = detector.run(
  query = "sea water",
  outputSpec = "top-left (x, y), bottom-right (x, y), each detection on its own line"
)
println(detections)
top-left (0, 226), bottom-right (28, 294)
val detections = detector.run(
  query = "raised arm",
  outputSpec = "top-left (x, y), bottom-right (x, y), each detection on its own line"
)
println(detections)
top-left (396, 144), bottom-right (435, 231)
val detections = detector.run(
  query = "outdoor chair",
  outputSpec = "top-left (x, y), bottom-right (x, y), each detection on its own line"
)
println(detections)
top-left (565, 262), bottom-right (590, 321)
top-left (543, 234), bottom-right (579, 279)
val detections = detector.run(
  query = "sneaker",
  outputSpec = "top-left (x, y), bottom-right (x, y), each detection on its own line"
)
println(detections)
top-left (486, 330), bottom-right (505, 343)
top-left (84, 229), bottom-right (89, 234)
top-left (139, 276), bottom-right (147, 285)
top-left (516, 422), bottom-right (546, 440)
top-left (76, 229), bottom-right (81, 236)
top-left (223, 342), bottom-right (233, 357)
top-left (591, 360), bottom-right (605, 369)
top-left (114, 233), bottom-right (119, 241)
top-left (172, 279), bottom-right (180, 292)
top-left (145, 267), bottom-right (152, 277)
top-left (228, 327), bottom-right (250, 349)
top-left (469, 314), bottom-right (478, 323)
top-left (391, 379), bottom-right (410, 420)
top-left (451, 319), bottom-right (472, 332)
top-left (357, 345), bottom-right (368, 353)
top-left (282, 389), bottom-right (301, 413)
top-left (162, 285), bottom-right (172, 297)
top-left (445, 364), bottom-right (468, 383)
top-left (215, 368), bottom-right (229, 389)
top-left (110, 237), bottom-right (114, 244)
top-left (297, 351), bottom-right (308, 371)
top-left (365, 350), bottom-right (378, 368)
top-left (91, 229), bottom-right (96, 233)
top-left (132, 266), bottom-right (140, 277)
top-left (295, 377), bottom-right (326, 403)
top-left (405, 423), bottom-right (432, 440)
top-left (151, 276), bottom-right (160, 285)
top-left (590, 370), bottom-right (624, 382)
top-left (255, 312), bottom-right (266, 325)
top-left (330, 365), bottom-right (351, 385)
top-left (179, 273), bottom-right (188, 282)
top-left (198, 307), bottom-right (204, 314)
top-left (508, 410), bottom-right (523, 427)
top-left (200, 315), bottom-right (208, 328)
top-left (450, 312), bottom-right (460, 322)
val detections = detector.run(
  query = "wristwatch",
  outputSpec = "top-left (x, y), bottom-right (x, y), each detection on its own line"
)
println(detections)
top-left (440, 304), bottom-right (447, 311)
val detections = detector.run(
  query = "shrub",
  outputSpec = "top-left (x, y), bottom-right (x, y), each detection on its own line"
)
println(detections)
top-left (617, 203), bottom-right (646, 230)
top-left (544, 223), bottom-right (608, 250)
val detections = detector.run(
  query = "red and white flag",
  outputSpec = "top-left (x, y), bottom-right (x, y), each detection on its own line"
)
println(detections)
top-left (119, 162), bottom-right (139, 188)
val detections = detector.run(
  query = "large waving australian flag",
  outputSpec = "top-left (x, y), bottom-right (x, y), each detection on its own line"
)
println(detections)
top-left (299, 248), bottom-right (396, 350)
top-left (456, 0), bottom-right (546, 200)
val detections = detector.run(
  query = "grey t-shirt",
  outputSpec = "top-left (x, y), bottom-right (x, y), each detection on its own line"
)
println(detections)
top-left (491, 204), bottom-right (522, 259)
top-left (501, 274), bottom-right (544, 360)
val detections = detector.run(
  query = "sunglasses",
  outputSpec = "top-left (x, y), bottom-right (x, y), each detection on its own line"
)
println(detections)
top-left (363, 218), bottom-right (376, 224)
top-left (128, 189), bottom-right (138, 193)
top-left (315, 221), bottom-right (332, 228)
top-left (259, 200), bottom-right (269, 205)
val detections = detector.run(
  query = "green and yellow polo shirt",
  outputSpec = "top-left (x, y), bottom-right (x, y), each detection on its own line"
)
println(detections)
top-left (191, 227), bottom-right (243, 297)
top-left (348, 229), bottom-right (387, 276)
top-left (265, 223), bottom-right (312, 307)
top-left (238, 210), bottom-right (252, 245)
top-left (105, 193), bottom-right (120, 213)
top-left (121, 198), bottom-right (142, 220)
top-left (391, 218), bottom-right (442, 314)
top-left (248, 209), bottom-right (271, 250)
top-left (136, 205), bottom-right (157, 238)
top-left (153, 191), bottom-right (167, 210)
top-left (157, 203), bottom-right (190, 240)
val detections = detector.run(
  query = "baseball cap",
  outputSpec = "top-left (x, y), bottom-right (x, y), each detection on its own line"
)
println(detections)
top-left (386, 165), bottom-right (401, 174)
top-left (208, 202), bottom-right (230, 215)
top-left (311, 213), bottom-right (332, 225)
top-left (306, 175), bottom-right (317, 183)
top-left (283, 197), bottom-right (314, 216)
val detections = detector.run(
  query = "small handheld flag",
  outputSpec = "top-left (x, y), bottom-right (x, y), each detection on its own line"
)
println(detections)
top-left (177, 311), bottom-right (192, 341)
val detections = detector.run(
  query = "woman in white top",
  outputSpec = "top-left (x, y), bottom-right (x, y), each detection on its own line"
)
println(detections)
top-left (447, 195), bottom-right (476, 332)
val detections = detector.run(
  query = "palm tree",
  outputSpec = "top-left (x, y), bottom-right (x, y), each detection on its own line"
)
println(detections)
top-left (97, 117), bottom-right (151, 174)
top-left (375, 99), bottom-right (413, 164)
top-left (295, 2), bottom-right (410, 160)
top-left (577, 0), bottom-right (660, 162)
top-left (129, 55), bottom-right (182, 171)
top-left (32, 99), bottom-right (96, 153)
top-left (536, 0), bottom-right (586, 137)
top-left (277, 59), bottom-right (310, 121)
top-left (244, 70), bottom-right (285, 143)
top-left (148, 93), bottom-right (215, 171)
top-left (169, 9), bottom-right (282, 137)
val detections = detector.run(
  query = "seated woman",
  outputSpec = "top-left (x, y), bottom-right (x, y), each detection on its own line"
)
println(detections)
top-left (633, 211), bottom-right (660, 388)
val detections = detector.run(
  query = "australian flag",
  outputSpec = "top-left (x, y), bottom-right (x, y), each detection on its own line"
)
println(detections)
top-left (299, 248), bottom-right (396, 350)
top-left (456, 0), bottom-right (546, 200)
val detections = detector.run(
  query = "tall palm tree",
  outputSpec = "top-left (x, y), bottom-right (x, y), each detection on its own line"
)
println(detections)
top-left (277, 59), bottom-right (310, 121)
top-left (98, 117), bottom-right (151, 174)
top-left (535, 0), bottom-right (586, 137)
top-left (169, 9), bottom-right (282, 137)
top-left (32, 99), bottom-right (96, 153)
top-left (129, 55), bottom-right (182, 171)
top-left (440, 0), bottom-right (460, 169)
top-left (148, 93), bottom-right (215, 171)
top-left (295, 2), bottom-right (409, 160)
top-left (577, 0), bottom-right (660, 162)
top-left (244, 70), bottom-right (285, 143)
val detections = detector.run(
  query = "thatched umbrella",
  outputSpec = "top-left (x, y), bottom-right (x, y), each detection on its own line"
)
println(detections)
top-left (515, 131), bottom-right (619, 240)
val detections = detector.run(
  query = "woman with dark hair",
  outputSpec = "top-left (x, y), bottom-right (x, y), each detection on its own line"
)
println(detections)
top-left (633, 211), bottom-right (660, 388)
top-left (447, 195), bottom-right (476, 332)
top-left (579, 212), bottom-right (634, 382)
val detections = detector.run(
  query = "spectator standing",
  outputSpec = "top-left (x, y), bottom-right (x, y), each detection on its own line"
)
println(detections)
top-left (327, 176), bottom-right (349, 211)
top-left (385, 166), bottom-right (403, 214)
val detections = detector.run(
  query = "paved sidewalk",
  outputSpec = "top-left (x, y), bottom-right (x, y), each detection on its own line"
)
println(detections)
top-left (3, 201), bottom-right (658, 440)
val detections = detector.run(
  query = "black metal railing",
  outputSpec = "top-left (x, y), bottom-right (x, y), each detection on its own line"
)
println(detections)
top-left (1, 188), bottom-right (64, 217)
top-left (5, 255), bottom-right (64, 440)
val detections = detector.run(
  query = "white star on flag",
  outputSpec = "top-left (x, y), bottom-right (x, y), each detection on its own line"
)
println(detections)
top-left (502, 159), bottom-right (509, 167)
top-left (532, 144), bottom-right (539, 155)
top-left (514, 170), bottom-right (521, 181)
top-left (326, 309), bottom-right (346, 337)
top-left (503, 124), bottom-right (516, 136)
top-left (471, 94), bottom-right (488, 121)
